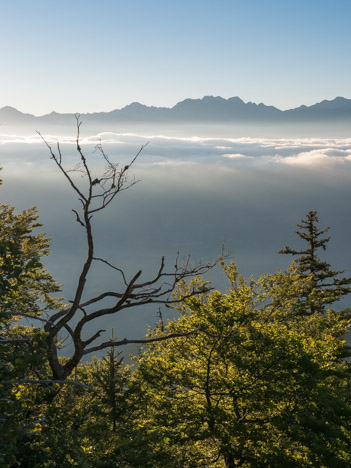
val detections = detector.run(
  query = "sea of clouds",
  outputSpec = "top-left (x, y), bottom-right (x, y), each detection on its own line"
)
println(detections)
top-left (1, 130), bottom-right (351, 344)
top-left (2, 131), bottom-right (351, 166)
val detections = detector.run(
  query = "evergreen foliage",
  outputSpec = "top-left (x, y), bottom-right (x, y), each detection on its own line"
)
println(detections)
top-left (279, 210), bottom-right (351, 314)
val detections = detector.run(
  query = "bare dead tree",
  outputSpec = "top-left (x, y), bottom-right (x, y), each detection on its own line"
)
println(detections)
top-left (36, 116), bottom-right (222, 381)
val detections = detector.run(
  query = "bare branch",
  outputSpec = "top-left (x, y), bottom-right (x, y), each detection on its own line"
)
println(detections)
top-left (36, 131), bottom-right (87, 203)
top-left (134, 256), bottom-right (165, 289)
top-left (83, 329), bottom-right (106, 347)
top-left (83, 326), bottom-right (202, 356)
top-left (79, 291), bottom-right (124, 308)
top-left (37, 119), bottom-right (221, 382)
top-left (93, 256), bottom-right (128, 285)
top-left (72, 209), bottom-right (86, 228)
top-left (48, 307), bottom-right (70, 324)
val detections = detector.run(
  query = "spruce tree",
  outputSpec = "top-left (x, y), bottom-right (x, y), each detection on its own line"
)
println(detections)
top-left (279, 210), bottom-right (351, 314)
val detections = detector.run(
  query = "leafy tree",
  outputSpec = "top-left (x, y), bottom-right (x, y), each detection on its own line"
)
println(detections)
top-left (0, 178), bottom-right (63, 466)
top-left (13, 352), bottom-right (134, 468)
top-left (279, 210), bottom-right (351, 315)
top-left (133, 263), bottom-right (351, 467)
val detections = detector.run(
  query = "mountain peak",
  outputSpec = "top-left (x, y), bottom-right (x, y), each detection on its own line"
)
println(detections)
top-left (315, 96), bottom-right (350, 109)
top-left (0, 106), bottom-right (35, 124)
top-left (228, 96), bottom-right (245, 104)
top-left (1, 96), bottom-right (350, 127)
top-left (0, 105), bottom-right (24, 114)
top-left (201, 95), bottom-right (226, 102)
top-left (121, 102), bottom-right (147, 111)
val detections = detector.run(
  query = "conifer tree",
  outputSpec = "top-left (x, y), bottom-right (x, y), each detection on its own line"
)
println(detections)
top-left (279, 210), bottom-right (351, 314)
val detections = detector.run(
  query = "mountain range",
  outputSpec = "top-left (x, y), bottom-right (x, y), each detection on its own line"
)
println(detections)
top-left (1, 96), bottom-right (351, 128)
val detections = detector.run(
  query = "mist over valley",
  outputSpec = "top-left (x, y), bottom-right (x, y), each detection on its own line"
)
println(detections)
top-left (1, 110), bottom-right (351, 346)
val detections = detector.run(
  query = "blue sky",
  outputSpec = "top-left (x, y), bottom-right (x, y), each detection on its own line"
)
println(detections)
top-left (1, 0), bottom-right (351, 114)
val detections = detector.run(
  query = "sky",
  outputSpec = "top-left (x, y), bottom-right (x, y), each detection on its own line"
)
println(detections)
top-left (1, 0), bottom-right (351, 115)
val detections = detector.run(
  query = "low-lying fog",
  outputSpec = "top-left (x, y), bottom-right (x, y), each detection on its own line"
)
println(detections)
top-left (1, 125), bottom-right (351, 354)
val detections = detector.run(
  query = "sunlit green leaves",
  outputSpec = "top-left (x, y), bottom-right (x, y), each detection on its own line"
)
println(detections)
top-left (134, 263), bottom-right (351, 466)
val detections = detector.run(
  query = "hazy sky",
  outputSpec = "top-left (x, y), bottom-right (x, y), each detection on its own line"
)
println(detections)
top-left (1, 0), bottom-right (351, 115)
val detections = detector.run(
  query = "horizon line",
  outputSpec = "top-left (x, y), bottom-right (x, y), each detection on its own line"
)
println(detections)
top-left (1, 95), bottom-right (350, 118)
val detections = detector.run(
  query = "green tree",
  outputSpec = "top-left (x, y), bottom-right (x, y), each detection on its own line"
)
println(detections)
top-left (279, 210), bottom-right (351, 314)
top-left (0, 193), bottom-right (63, 466)
top-left (76, 351), bottom-right (135, 467)
top-left (14, 352), bottom-right (134, 468)
top-left (133, 264), bottom-right (351, 467)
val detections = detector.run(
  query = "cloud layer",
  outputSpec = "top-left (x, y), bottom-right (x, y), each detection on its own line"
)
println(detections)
top-left (2, 131), bottom-right (351, 168)
top-left (1, 130), bottom-right (351, 344)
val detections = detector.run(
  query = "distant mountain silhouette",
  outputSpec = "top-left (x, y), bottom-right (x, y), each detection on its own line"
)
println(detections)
top-left (0, 106), bottom-right (35, 124)
top-left (170, 96), bottom-right (282, 121)
top-left (1, 96), bottom-right (351, 128)
top-left (284, 97), bottom-right (351, 121)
